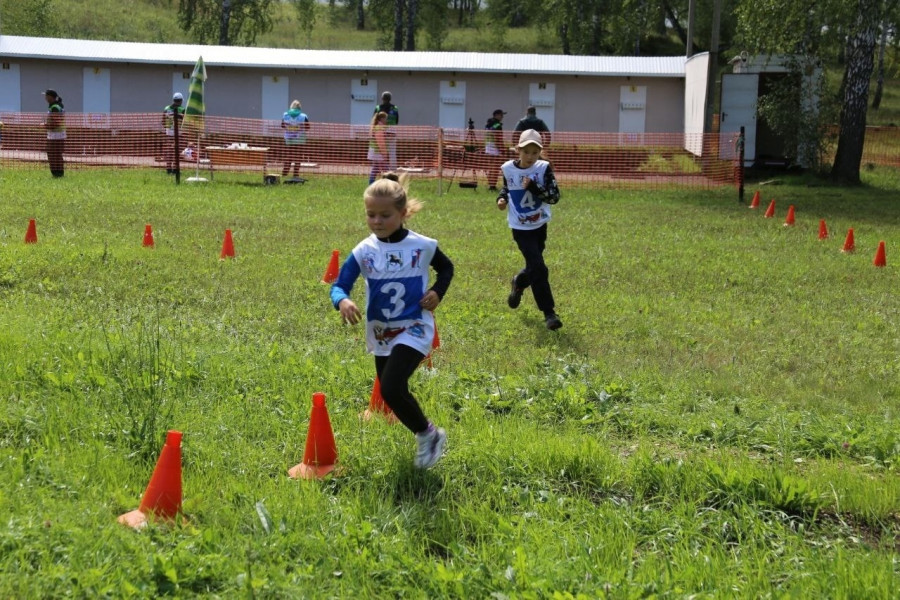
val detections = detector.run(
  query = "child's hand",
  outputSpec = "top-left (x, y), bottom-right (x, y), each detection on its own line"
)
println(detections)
top-left (497, 197), bottom-right (508, 210)
top-left (420, 290), bottom-right (441, 312)
top-left (522, 176), bottom-right (532, 188)
top-left (338, 299), bottom-right (362, 325)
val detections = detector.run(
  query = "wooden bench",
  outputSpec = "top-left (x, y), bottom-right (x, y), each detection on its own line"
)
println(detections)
top-left (205, 145), bottom-right (270, 180)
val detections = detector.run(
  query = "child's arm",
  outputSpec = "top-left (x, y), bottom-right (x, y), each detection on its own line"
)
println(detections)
top-left (526, 164), bottom-right (560, 204)
top-left (421, 247), bottom-right (454, 310)
top-left (496, 175), bottom-right (510, 209)
top-left (330, 256), bottom-right (363, 324)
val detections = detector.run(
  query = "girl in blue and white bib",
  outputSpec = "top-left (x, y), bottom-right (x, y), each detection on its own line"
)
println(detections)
top-left (331, 173), bottom-right (454, 469)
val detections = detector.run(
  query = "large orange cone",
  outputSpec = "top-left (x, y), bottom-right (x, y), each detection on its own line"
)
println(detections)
top-left (749, 190), bottom-right (760, 209)
top-left (818, 220), bottom-right (828, 240)
top-left (841, 228), bottom-right (855, 253)
top-left (873, 241), bottom-right (887, 267)
top-left (220, 229), bottom-right (235, 259)
top-left (763, 199), bottom-right (776, 218)
top-left (118, 430), bottom-right (183, 529)
top-left (783, 205), bottom-right (795, 226)
top-left (24, 219), bottom-right (38, 244)
top-left (321, 250), bottom-right (340, 284)
top-left (361, 376), bottom-right (398, 423)
top-left (143, 224), bottom-right (155, 248)
top-left (289, 392), bottom-right (338, 479)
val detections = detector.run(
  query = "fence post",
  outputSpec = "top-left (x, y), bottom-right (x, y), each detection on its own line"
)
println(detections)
top-left (437, 128), bottom-right (444, 196)
top-left (736, 125), bottom-right (745, 203)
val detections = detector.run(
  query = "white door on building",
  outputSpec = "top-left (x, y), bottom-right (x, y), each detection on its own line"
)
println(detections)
top-left (439, 80), bottom-right (466, 139)
top-left (719, 73), bottom-right (759, 165)
top-left (0, 63), bottom-right (22, 113)
top-left (262, 76), bottom-right (290, 135)
top-left (172, 71), bottom-right (189, 106)
top-left (528, 82), bottom-right (556, 131)
top-left (351, 78), bottom-right (378, 128)
top-left (83, 67), bottom-right (111, 127)
top-left (619, 85), bottom-right (647, 135)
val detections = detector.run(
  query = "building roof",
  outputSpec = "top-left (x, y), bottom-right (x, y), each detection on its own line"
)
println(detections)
top-left (0, 35), bottom-right (686, 78)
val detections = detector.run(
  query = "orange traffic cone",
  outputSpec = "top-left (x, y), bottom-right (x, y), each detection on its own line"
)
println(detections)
top-left (423, 318), bottom-right (441, 368)
top-left (220, 229), bottom-right (235, 259)
top-left (763, 199), bottom-right (776, 218)
top-left (818, 220), bottom-right (828, 240)
top-left (841, 228), bottom-right (855, 253)
top-left (118, 430), bottom-right (184, 529)
top-left (873, 241), bottom-right (887, 267)
top-left (24, 219), bottom-right (38, 244)
top-left (361, 376), bottom-right (398, 423)
top-left (289, 392), bottom-right (338, 479)
top-left (321, 250), bottom-right (340, 284)
top-left (749, 190), bottom-right (760, 209)
top-left (783, 205), bottom-right (795, 226)
top-left (143, 224), bottom-right (155, 248)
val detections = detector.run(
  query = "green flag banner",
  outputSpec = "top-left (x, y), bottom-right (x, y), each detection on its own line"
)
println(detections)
top-left (183, 56), bottom-right (206, 132)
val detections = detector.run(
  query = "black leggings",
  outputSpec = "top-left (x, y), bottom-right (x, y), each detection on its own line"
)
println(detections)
top-left (512, 224), bottom-right (555, 314)
top-left (375, 344), bottom-right (429, 434)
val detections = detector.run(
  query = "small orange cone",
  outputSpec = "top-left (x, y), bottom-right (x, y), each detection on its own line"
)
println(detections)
top-left (783, 205), bottom-right (795, 226)
top-left (118, 430), bottom-right (184, 529)
top-left (361, 376), bottom-right (398, 423)
top-left (873, 241), bottom-right (887, 267)
top-left (143, 224), bottom-right (155, 248)
top-left (220, 229), bottom-right (235, 259)
top-left (423, 318), bottom-right (441, 368)
top-left (818, 220), bottom-right (828, 240)
top-left (749, 190), bottom-right (760, 209)
top-left (841, 228), bottom-right (855, 253)
top-left (289, 392), bottom-right (338, 479)
top-left (763, 199), bottom-right (776, 218)
top-left (321, 250), bottom-right (340, 284)
top-left (24, 219), bottom-right (38, 244)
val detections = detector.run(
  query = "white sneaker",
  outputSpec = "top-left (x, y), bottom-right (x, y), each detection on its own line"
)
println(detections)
top-left (414, 425), bottom-right (447, 469)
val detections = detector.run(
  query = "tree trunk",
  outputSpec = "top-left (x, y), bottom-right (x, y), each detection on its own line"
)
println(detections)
top-left (559, 23), bottom-right (570, 55)
top-left (662, 0), bottom-right (687, 46)
top-left (831, 0), bottom-right (879, 184)
top-left (871, 18), bottom-right (888, 109)
top-left (356, 0), bottom-right (365, 30)
top-left (406, 0), bottom-right (417, 50)
top-left (219, 0), bottom-right (232, 46)
top-left (394, 0), bottom-right (404, 51)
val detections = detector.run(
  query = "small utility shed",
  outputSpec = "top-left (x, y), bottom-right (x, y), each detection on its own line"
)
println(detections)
top-left (717, 53), bottom-right (820, 167)
top-left (0, 35), bottom-right (687, 133)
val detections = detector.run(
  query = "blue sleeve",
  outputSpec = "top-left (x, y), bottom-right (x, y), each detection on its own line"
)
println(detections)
top-left (330, 255), bottom-right (362, 309)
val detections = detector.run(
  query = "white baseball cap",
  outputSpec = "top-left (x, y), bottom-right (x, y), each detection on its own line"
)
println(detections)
top-left (173, 92), bottom-right (184, 101)
top-left (517, 129), bottom-right (543, 149)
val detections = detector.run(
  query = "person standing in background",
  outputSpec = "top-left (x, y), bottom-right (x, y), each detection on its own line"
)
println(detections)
top-left (162, 92), bottom-right (185, 174)
top-left (513, 106), bottom-right (551, 147)
top-left (374, 91), bottom-right (399, 170)
top-left (484, 108), bottom-right (506, 191)
top-left (43, 89), bottom-right (66, 178)
top-left (368, 111), bottom-right (389, 183)
top-left (281, 99), bottom-right (310, 180)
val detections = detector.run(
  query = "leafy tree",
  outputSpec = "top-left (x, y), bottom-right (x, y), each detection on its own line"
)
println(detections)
top-left (178, 0), bottom-right (274, 46)
top-left (735, 0), bottom-right (880, 182)
top-left (290, 0), bottom-right (318, 47)
top-left (0, 0), bottom-right (61, 37)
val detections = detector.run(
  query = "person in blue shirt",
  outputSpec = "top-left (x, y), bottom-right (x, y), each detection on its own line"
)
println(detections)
top-left (281, 99), bottom-right (310, 179)
top-left (331, 173), bottom-right (454, 469)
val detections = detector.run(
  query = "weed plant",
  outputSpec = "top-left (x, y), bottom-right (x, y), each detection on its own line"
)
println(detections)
top-left (0, 167), bottom-right (897, 597)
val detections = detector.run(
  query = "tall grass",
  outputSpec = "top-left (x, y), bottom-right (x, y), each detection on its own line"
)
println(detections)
top-left (0, 167), bottom-right (897, 596)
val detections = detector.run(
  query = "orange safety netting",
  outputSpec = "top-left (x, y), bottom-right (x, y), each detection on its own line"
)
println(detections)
top-left (1, 112), bottom-right (749, 189)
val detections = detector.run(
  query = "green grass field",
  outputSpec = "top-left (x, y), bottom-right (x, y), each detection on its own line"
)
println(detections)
top-left (0, 167), bottom-right (898, 597)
